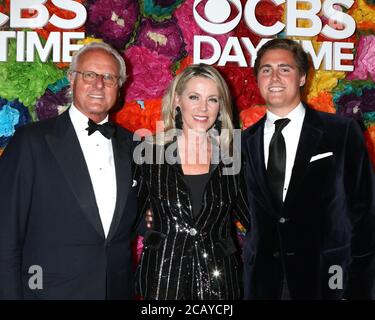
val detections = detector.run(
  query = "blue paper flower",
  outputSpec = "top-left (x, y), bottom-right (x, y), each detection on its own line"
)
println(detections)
top-left (141, 0), bottom-right (184, 20)
top-left (0, 98), bottom-right (31, 148)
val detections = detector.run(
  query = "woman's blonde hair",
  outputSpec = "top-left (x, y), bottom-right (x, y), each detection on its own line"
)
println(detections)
top-left (161, 64), bottom-right (234, 152)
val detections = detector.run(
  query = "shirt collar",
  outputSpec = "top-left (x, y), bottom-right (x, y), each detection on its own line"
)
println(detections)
top-left (69, 104), bottom-right (109, 133)
top-left (265, 102), bottom-right (305, 131)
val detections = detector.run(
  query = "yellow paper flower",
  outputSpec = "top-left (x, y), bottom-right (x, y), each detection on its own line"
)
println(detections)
top-left (349, 0), bottom-right (375, 31)
top-left (307, 70), bottom-right (346, 100)
top-left (77, 37), bottom-right (103, 46)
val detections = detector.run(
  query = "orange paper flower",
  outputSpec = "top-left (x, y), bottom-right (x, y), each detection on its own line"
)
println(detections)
top-left (239, 106), bottom-right (267, 130)
top-left (113, 99), bottom-right (162, 136)
top-left (175, 55), bottom-right (193, 75)
top-left (364, 125), bottom-right (375, 169)
top-left (308, 91), bottom-right (336, 114)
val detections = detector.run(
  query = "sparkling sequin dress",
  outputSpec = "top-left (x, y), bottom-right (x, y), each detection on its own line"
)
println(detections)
top-left (134, 146), bottom-right (250, 300)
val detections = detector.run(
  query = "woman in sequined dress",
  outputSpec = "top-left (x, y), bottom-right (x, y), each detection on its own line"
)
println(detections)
top-left (134, 64), bottom-right (250, 300)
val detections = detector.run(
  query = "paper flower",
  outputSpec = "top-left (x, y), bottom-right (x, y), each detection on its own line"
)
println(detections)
top-left (133, 235), bottom-right (144, 267)
top-left (239, 106), bottom-right (267, 130)
top-left (135, 18), bottom-right (185, 61)
top-left (175, 55), bottom-right (194, 75)
top-left (347, 36), bottom-right (375, 81)
top-left (307, 70), bottom-right (346, 101)
top-left (218, 66), bottom-right (265, 112)
top-left (364, 125), bottom-right (375, 169)
top-left (0, 98), bottom-right (32, 148)
top-left (307, 92), bottom-right (336, 114)
top-left (141, 0), bottom-right (184, 21)
top-left (35, 87), bottom-right (70, 121)
top-left (334, 88), bottom-right (375, 121)
top-left (113, 99), bottom-right (162, 135)
top-left (0, 39), bottom-right (65, 108)
top-left (332, 80), bottom-right (375, 103)
top-left (174, 0), bottom-right (233, 59)
top-left (86, 0), bottom-right (139, 49)
top-left (77, 37), bottom-right (103, 46)
top-left (47, 77), bottom-right (70, 94)
top-left (123, 46), bottom-right (173, 101)
top-left (348, 0), bottom-right (375, 31)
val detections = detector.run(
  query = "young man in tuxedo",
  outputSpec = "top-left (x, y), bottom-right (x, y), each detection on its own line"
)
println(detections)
top-left (0, 42), bottom-right (138, 299)
top-left (242, 38), bottom-right (375, 299)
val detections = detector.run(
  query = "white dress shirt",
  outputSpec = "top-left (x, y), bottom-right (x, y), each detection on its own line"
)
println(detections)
top-left (264, 103), bottom-right (305, 201)
top-left (69, 105), bottom-right (117, 237)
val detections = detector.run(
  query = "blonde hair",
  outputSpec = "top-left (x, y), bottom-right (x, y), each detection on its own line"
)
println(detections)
top-left (161, 64), bottom-right (234, 152)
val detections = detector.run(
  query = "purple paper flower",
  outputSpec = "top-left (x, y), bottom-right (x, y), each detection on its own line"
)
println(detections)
top-left (362, 88), bottom-right (375, 112)
top-left (35, 87), bottom-right (70, 121)
top-left (135, 18), bottom-right (185, 61)
top-left (336, 88), bottom-right (375, 120)
top-left (86, 0), bottom-right (139, 49)
top-left (123, 46), bottom-right (173, 101)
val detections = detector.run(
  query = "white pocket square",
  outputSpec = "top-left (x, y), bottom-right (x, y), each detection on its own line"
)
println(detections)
top-left (310, 152), bottom-right (333, 163)
top-left (132, 179), bottom-right (137, 187)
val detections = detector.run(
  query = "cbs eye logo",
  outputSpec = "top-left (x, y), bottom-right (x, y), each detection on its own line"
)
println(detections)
top-left (193, 0), bottom-right (242, 35)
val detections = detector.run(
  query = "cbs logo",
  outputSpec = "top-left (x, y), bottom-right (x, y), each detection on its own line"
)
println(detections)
top-left (193, 0), bottom-right (243, 35)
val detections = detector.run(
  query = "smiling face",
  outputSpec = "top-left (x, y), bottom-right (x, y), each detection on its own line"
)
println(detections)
top-left (175, 76), bottom-right (220, 135)
top-left (69, 49), bottom-right (120, 123)
top-left (257, 48), bottom-right (306, 116)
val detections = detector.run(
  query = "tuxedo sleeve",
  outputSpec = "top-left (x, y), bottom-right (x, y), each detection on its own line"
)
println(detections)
top-left (232, 169), bottom-right (251, 231)
top-left (0, 127), bottom-right (34, 299)
top-left (133, 163), bottom-right (151, 236)
top-left (344, 120), bottom-right (375, 299)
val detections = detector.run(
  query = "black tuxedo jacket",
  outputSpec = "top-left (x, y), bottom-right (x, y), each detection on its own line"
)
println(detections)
top-left (0, 110), bottom-right (138, 299)
top-left (242, 106), bottom-right (375, 299)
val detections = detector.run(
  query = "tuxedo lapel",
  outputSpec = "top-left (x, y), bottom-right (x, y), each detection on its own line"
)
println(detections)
top-left (245, 117), bottom-right (278, 215)
top-left (284, 107), bottom-right (323, 206)
top-left (45, 111), bottom-right (105, 237)
top-left (106, 129), bottom-right (132, 241)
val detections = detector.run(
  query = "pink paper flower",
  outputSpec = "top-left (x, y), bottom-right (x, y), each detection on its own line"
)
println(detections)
top-left (123, 46), bottom-right (173, 101)
top-left (347, 35), bottom-right (375, 81)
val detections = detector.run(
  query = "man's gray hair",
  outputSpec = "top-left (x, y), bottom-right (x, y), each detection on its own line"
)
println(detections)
top-left (68, 42), bottom-right (127, 86)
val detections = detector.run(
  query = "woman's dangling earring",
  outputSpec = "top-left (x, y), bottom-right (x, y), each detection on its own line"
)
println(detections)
top-left (175, 106), bottom-right (183, 130)
top-left (214, 112), bottom-right (222, 135)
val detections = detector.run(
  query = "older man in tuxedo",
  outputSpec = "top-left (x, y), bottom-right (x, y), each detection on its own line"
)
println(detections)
top-left (0, 42), bottom-right (138, 299)
top-left (242, 38), bottom-right (375, 299)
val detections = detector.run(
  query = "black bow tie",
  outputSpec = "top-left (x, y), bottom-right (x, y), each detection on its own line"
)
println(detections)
top-left (86, 119), bottom-right (116, 139)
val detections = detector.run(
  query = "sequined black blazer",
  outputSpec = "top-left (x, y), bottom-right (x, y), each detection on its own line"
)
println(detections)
top-left (134, 146), bottom-right (250, 300)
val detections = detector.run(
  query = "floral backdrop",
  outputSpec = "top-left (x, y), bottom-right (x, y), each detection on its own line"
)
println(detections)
top-left (0, 0), bottom-right (374, 161)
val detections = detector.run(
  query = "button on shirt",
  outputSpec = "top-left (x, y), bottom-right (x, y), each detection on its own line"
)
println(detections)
top-left (264, 103), bottom-right (305, 202)
top-left (69, 105), bottom-right (117, 237)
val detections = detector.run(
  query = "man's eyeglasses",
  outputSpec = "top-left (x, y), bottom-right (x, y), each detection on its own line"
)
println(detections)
top-left (73, 70), bottom-right (120, 87)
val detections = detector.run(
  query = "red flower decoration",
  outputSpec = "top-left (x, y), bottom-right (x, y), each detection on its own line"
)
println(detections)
top-left (113, 99), bottom-right (162, 136)
top-left (239, 106), bottom-right (267, 130)
top-left (218, 65), bottom-right (265, 112)
top-left (175, 55), bottom-right (193, 75)
top-left (364, 125), bottom-right (375, 169)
